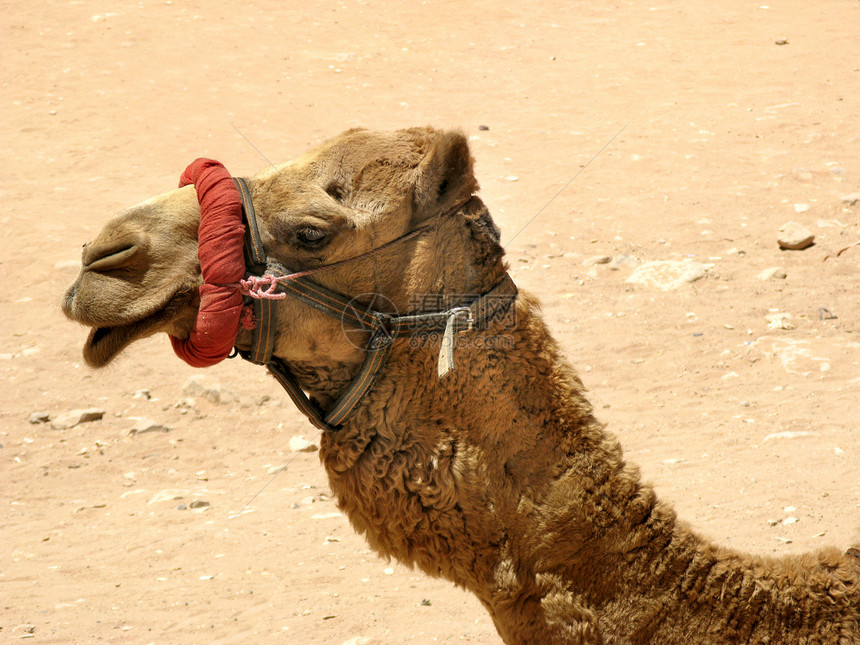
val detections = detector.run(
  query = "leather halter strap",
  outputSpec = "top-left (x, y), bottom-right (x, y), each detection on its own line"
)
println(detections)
top-left (232, 177), bottom-right (518, 432)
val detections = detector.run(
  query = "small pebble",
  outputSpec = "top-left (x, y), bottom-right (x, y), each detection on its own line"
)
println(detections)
top-left (189, 499), bottom-right (210, 509)
top-left (129, 418), bottom-right (171, 435)
top-left (183, 375), bottom-right (238, 405)
top-left (582, 255), bottom-right (612, 266)
top-left (777, 222), bottom-right (815, 250)
top-left (51, 408), bottom-right (105, 430)
top-left (626, 261), bottom-right (711, 291)
top-left (756, 267), bottom-right (787, 280)
top-left (28, 411), bottom-right (51, 424)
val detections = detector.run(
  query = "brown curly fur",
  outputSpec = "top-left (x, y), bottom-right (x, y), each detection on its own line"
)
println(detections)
top-left (64, 127), bottom-right (860, 643)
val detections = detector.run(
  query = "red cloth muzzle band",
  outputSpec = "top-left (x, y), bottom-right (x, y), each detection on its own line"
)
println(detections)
top-left (169, 158), bottom-right (246, 367)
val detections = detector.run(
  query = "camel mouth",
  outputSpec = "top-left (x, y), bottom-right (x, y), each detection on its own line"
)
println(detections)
top-left (79, 288), bottom-right (197, 368)
top-left (83, 317), bottom-right (160, 368)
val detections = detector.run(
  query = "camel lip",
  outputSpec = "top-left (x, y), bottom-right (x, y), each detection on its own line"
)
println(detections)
top-left (83, 320), bottom-right (150, 368)
top-left (80, 288), bottom-right (197, 368)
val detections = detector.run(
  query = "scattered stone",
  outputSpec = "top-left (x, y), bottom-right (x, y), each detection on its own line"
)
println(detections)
top-left (132, 389), bottom-right (152, 400)
top-left (793, 203), bottom-right (809, 213)
top-left (817, 218), bottom-right (847, 228)
top-left (182, 375), bottom-right (238, 405)
top-left (189, 499), bottom-right (210, 509)
top-left (324, 535), bottom-right (341, 543)
top-left (777, 222), bottom-right (814, 250)
top-left (267, 464), bottom-right (287, 475)
top-left (289, 435), bottom-right (319, 453)
top-left (148, 489), bottom-right (188, 505)
top-left (176, 504), bottom-right (188, 511)
top-left (756, 267), bottom-right (787, 280)
top-left (608, 254), bottom-right (638, 270)
top-left (11, 623), bottom-right (36, 638)
top-left (504, 176), bottom-right (519, 182)
top-left (782, 517), bottom-right (799, 525)
top-left (129, 418), bottom-right (171, 435)
top-left (840, 192), bottom-right (860, 206)
top-left (766, 313), bottom-right (795, 330)
top-left (478, 124), bottom-right (490, 131)
top-left (383, 567), bottom-right (395, 575)
top-left (774, 39), bottom-right (789, 46)
top-left (28, 411), bottom-right (50, 424)
top-left (51, 408), bottom-right (105, 430)
top-left (582, 255), bottom-right (612, 266)
top-left (625, 261), bottom-right (712, 291)
top-left (420, 599), bottom-right (432, 606)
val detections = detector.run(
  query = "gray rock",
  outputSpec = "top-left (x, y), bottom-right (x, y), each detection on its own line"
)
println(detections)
top-left (189, 499), bottom-right (210, 509)
top-left (608, 254), bottom-right (639, 271)
top-left (129, 417), bottom-right (171, 435)
top-left (840, 192), bottom-right (860, 206)
top-left (51, 408), bottom-right (105, 430)
top-left (582, 255), bottom-right (612, 266)
top-left (182, 375), bottom-right (238, 405)
top-left (625, 261), bottom-right (712, 291)
top-left (756, 267), bottom-right (787, 280)
top-left (777, 222), bottom-right (815, 250)
top-left (28, 411), bottom-right (51, 424)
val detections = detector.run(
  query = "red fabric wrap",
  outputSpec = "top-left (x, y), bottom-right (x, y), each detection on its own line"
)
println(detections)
top-left (169, 158), bottom-right (246, 367)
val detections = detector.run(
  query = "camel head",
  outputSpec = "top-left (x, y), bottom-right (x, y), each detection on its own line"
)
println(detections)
top-left (63, 127), bottom-right (505, 381)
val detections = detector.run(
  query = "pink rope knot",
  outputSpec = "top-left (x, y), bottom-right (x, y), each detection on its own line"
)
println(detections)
top-left (239, 274), bottom-right (287, 300)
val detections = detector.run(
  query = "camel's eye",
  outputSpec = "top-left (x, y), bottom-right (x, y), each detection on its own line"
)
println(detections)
top-left (296, 227), bottom-right (328, 246)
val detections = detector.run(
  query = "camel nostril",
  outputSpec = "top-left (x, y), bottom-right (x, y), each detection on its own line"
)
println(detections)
top-left (85, 245), bottom-right (138, 271)
top-left (83, 235), bottom-right (145, 272)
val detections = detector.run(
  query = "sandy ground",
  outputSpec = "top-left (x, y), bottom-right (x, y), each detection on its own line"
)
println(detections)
top-left (2, 0), bottom-right (860, 642)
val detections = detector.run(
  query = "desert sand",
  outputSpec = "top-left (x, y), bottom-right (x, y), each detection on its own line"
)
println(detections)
top-left (2, 1), bottom-right (859, 642)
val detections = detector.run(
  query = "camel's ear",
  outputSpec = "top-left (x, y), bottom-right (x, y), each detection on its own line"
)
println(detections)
top-left (412, 130), bottom-right (478, 223)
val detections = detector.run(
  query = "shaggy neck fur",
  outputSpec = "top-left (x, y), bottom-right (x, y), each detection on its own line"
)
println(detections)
top-left (274, 200), bottom-right (859, 644)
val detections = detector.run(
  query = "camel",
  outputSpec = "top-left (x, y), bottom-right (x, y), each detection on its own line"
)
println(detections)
top-left (63, 127), bottom-right (859, 644)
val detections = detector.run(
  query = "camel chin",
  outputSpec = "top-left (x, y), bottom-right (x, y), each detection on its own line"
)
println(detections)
top-left (83, 320), bottom-right (150, 367)
top-left (72, 288), bottom-right (196, 367)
